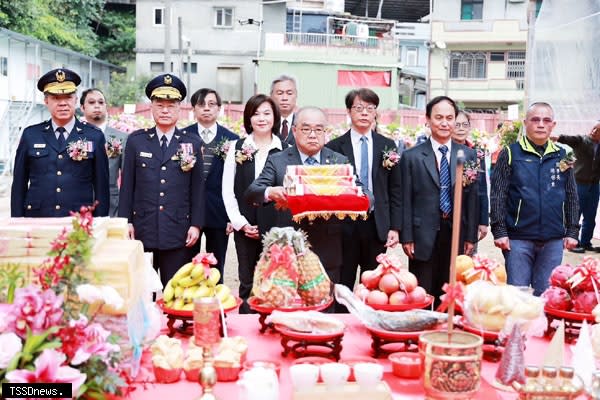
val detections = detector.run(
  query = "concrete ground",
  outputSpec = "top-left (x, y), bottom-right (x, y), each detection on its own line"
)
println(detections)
top-left (1, 187), bottom-right (595, 294)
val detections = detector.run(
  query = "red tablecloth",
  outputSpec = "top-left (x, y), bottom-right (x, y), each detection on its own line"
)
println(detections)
top-left (129, 314), bottom-right (570, 400)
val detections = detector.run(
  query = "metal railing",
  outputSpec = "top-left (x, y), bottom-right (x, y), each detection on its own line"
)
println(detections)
top-left (284, 32), bottom-right (399, 57)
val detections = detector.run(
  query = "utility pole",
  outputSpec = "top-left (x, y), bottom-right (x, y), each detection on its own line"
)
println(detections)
top-left (178, 16), bottom-right (184, 83)
top-left (164, 0), bottom-right (172, 73)
top-left (523, 0), bottom-right (537, 108)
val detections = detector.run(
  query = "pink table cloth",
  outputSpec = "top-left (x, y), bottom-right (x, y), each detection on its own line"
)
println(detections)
top-left (129, 314), bottom-right (569, 400)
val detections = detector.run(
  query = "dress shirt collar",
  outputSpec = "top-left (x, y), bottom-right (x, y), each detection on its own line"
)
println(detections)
top-left (51, 118), bottom-right (76, 135)
top-left (430, 136), bottom-right (452, 155)
top-left (198, 123), bottom-right (218, 143)
top-left (245, 133), bottom-right (283, 152)
top-left (350, 128), bottom-right (372, 144)
top-left (156, 126), bottom-right (176, 145)
top-left (298, 149), bottom-right (321, 164)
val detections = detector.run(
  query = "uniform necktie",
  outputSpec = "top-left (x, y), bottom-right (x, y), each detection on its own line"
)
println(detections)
top-left (439, 145), bottom-right (452, 214)
top-left (360, 136), bottom-right (369, 189)
top-left (305, 156), bottom-right (318, 165)
top-left (201, 128), bottom-right (211, 144)
top-left (56, 127), bottom-right (66, 148)
top-left (281, 119), bottom-right (288, 141)
top-left (161, 135), bottom-right (168, 156)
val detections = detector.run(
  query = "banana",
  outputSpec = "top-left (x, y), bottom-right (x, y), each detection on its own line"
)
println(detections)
top-left (172, 262), bottom-right (195, 282)
top-left (165, 300), bottom-right (174, 309)
top-left (215, 284), bottom-right (231, 302)
top-left (207, 268), bottom-right (221, 286)
top-left (174, 286), bottom-right (184, 298)
top-left (181, 303), bottom-right (194, 311)
top-left (172, 298), bottom-right (185, 310)
top-left (163, 281), bottom-right (175, 302)
top-left (190, 263), bottom-right (207, 280)
top-left (178, 274), bottom-right (204, 288)
top-left (182, 287), bottom-right (196, 303)
top-left (221, 294), bottom-right (237, 309)
top-left (194, 285), bottom-right (213, 298)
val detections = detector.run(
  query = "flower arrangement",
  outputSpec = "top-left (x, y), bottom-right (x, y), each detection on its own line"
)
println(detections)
top-left (67, 139), bottom-right (92, 161)
top-left (213, 138), bottom-right (232, 160)
top-left (462, 159), bottom-right (480, 187)
top-left (105, 136), bottom-right (123, 158)
top-left (558, 151), bottom-right (577, 172)
top-left (0, 205), bottom-right (128, 399)
top-left (172, 143), bottom-right (197, 172)
top-left (382, 147), bottom-right (400, 169)
top-left (235, 142), bottom-right (257, 164)
top-left (498, 120), bottom-right (522, 148)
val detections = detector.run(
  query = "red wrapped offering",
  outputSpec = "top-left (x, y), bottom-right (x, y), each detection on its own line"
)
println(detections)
top-left (286, 194), bottom-right (369, 223)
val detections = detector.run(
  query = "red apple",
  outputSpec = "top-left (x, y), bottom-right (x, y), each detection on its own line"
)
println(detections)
top-left (379, 273), bottom-right (400, 295)
top-left (408, 286), bottom-right (427, 304)
top-left (367, 290), bottom-right (388, 305)
top-left (397, 270), bottom-right (418, 293)
top-left (389, 290), bottom-right (409, 305)
top-left (361, 270), bottom-right (380, 290)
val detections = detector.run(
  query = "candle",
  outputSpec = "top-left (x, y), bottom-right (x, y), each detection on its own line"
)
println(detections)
top-left (194, 297), bottom-right (221, 346)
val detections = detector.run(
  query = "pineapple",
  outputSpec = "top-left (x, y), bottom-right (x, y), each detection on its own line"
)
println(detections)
top-left (297, 250), bottom-right (331, 306)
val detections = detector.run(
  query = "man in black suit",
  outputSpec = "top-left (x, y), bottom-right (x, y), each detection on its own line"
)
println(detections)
top-left (400, 96), bottom-right (479, 305)
top-left (184, 88), bottom-right (238, 282)
top-left (80, 88), bottom-right (128, 217)
top-left (118, 74), bottom-right (205, 287)
top-left (270, 75), bottom-right (298, 147)
top-left (245, 107), bottom-right (351, 285)
top-left (11, 68), bottom-right (110, 217)
top-left (326, 88), bottom-right (402, 291)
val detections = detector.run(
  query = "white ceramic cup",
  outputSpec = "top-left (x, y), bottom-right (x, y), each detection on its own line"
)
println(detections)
top-left (289, 364), bottom-right (320, 392)
top-left (353, 362), bottom-right (383, 389)
top-left (320, 363), bottom-right (350, 390)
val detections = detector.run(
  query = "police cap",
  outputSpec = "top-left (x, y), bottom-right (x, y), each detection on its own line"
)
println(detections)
top-left (37, 68), bottom-right (81, 95)
top-left (145, 74), bottom-right (186, 101)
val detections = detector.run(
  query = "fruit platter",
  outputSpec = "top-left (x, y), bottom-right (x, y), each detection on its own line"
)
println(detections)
top-left (542, 258), bottom-right (599, 341)
top-left (248, 296), bottom-right (334, 333)
top-left (354, 253), bottom-right (434, 311)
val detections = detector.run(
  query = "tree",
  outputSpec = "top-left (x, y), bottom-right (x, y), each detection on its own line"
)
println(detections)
top-left (96, 10), bottom-right (136, 66)
top-left (103, 72), bottom-right (149, 107)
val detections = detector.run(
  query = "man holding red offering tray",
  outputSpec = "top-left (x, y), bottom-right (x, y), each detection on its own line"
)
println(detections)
top-left (245, 107), bottom-right (371, 286)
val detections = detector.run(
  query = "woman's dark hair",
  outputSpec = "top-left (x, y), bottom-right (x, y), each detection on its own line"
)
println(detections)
top-left (243, 94), bottom-right (281, 135)
top-left (425, 96), bottom-right (458, 118)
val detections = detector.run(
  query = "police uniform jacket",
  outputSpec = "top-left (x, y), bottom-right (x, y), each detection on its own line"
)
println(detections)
top-left (11, 119), bottom-right (110, 217)
top-left (118, 127), bottom-right (205, 250)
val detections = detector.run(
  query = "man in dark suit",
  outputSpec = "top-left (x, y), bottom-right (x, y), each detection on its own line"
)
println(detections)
top-left (184, 88), bottom-right (238, 282)
top-left (80, 88), bottom-right (128, 217)
top-left (400, 96), bottom-right (479, 305)
top-left (270, 75), bottom-right (298, 147)
top-left (326, 88), bottom-right (402, 291)
top-left (11, 68), bottom-right (110, 217)
top-left (245, 106), bottom-right (352, 285)
top-left (118, 74), bottom-right (205, 287)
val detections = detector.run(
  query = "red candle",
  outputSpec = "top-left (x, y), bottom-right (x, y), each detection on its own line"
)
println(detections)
top-left (193, 297), bottom-right (221, 346)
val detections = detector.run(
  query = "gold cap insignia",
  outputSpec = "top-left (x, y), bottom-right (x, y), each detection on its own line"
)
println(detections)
top-left (56, 70), bottom-right (66, 83)
top-left (164, 75), bottom-right (172, 85)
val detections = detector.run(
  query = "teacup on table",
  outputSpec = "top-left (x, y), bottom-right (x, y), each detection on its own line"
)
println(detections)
top-left (320, 363), bottom-right (350, 390)
top-left (290, 363), bottom-right (320, 392)
top-left (353, 362), bottom-right (383, 389)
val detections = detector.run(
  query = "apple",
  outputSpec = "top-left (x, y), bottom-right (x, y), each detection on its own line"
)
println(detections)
top-left (379, 273), bottom-right (400, 295)
top-left (408, 286), bottom-right (427, 304)
top-left (389, 290), bottom-right (409, 305)
top-left (361, 270), bottom-right (380, 290)
top-left (397, 270), bottom-right (418, 292)
top-left (367, 290), bottom-right (388, 305)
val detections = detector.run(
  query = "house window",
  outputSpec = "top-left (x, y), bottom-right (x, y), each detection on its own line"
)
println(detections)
top-left (0, 57), bottom-right (7, 77)
top-left (461, 0), bottom-right (483, 20)
top-left (490, 52), bottom-right (505, 62)
top-left (183, 62), bottom-right (198, 74)
top-left (216, 66), bottom-right (242, 103)
top-left (153, 8), bottom-right (165, 26)
top-left (406, 47), bottom-right (418, 67)
top-left (150, 62), bottom-right (164, 72)
top-left (506, 50), bottom-right (526, 79)
top-left (215, 8), bottom-right (233, 28)
top-left (449, 52), bottom-right (487, 79)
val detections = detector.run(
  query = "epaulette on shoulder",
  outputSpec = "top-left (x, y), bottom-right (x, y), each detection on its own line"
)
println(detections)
top-left (80, 121), bottom-right (102, 132)
top-left (129, 128), bottom-right (148, 137)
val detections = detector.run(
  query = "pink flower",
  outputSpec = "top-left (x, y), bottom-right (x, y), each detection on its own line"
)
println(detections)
top-left (67, 316), bottom-right (119, 366)
top-left (10, 286), bottom-right (63, 338)
top-left (0, 332), bottom-right (22, 368)
top-left (6, 349), bottom-right (86, 399)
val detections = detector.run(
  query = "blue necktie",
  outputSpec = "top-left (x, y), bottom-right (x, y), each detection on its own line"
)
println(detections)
top-left (360, 136), bottom-right (369, 189)
top-left (161, 136), bottom-right (168, 156)
top-left (439, 145), bottom-right (452, 214)
top-left (56, 127), bottom-right (66, 148)
top-left (305, 156), bottom-right (318, 165)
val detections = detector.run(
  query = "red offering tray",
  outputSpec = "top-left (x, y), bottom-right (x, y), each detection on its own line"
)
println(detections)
top-left (156, 297), bottom-right (242, 337)
top-left (458, 317), bottom-right (505, 362)
top-left (367, 294), bottom-right (434, 311)
top-left (544, 305), bottom-right (596, 343)
top-left (286, 194), bottom-right (370, 223)
top-left (274, 324), bottom-right (344, 360)
top-left (247, 296), bottom-right (334, 333)
top-left (366, 325), bottom-right (441, 358)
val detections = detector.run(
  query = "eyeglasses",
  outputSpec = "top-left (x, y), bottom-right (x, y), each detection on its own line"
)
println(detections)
top-left (298, 126), bottom-right (325, 136)
top-left (528, 117), bottom-right (554, 124)
top-left (199, 102), bottom-right (219, 108)
top-left (351, 105), bottom-right (377, 113)
top-left (455, 122), bottom-right (470, 128)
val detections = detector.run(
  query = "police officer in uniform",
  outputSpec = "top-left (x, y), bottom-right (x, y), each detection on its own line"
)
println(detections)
top-left (11, 68), bottom-right (110, 217)
top-left (118, 74), bottom-right (205, 287)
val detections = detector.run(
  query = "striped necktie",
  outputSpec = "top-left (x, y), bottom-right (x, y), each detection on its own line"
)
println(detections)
top-left (305, 156), bottom-right (318, 165)
top-left (439, 145), bottom-right (452, 214)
